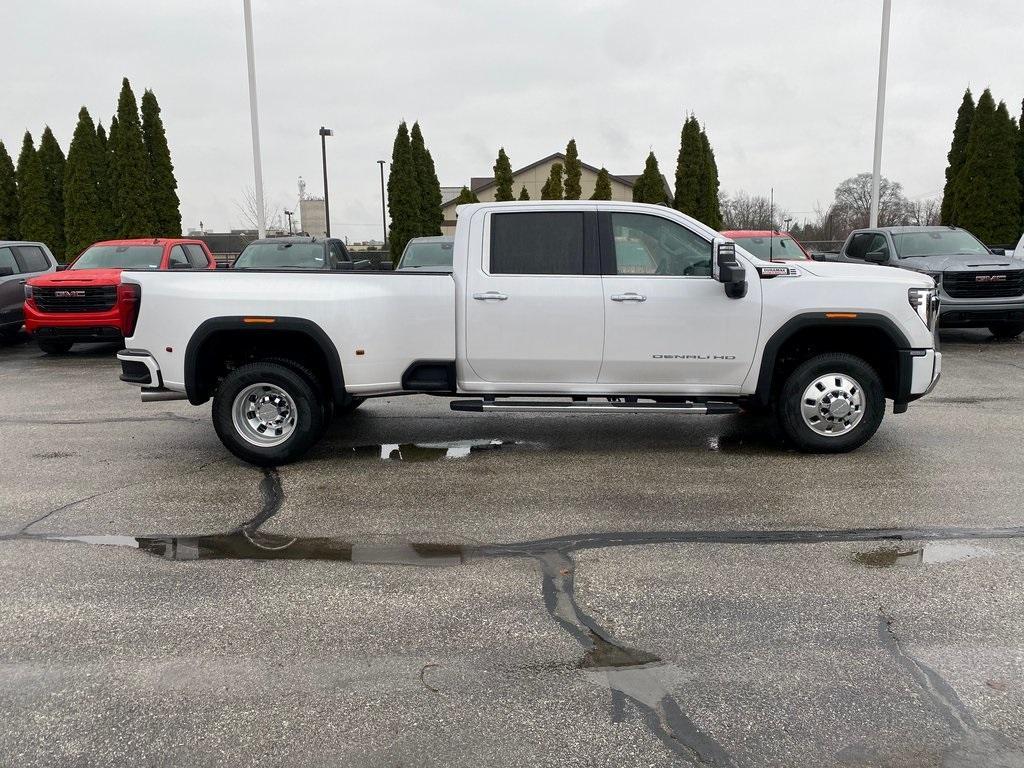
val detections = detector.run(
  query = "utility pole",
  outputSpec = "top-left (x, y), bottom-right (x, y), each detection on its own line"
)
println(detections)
top-left (870, 0), bottom-right (892, 228)
top-left (319, 127), bottom-right (333, 237)
top-left (283, 210), bottom-right (293, 234)
top-left (242, 0), bottom-right (265, 239)
top-left (377, 160), bottom-right (387, 244)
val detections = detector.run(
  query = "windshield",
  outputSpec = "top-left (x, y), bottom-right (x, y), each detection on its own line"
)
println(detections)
top-left (733, 236), bottom-right (807, 261)
top-left (71, 245), bottom-right (163, 270)
top-left (893, 229), bottom-right (990, 258)
top-left (400, 241), bottom-right (454, 268)
top-left (233, 242), bottom-right (326, 270)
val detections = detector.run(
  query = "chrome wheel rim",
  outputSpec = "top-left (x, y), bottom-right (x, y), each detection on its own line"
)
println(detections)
top-left (800, 373), bottom-right (865, 436)
top-left (232, 383), bottom-right (298, 447)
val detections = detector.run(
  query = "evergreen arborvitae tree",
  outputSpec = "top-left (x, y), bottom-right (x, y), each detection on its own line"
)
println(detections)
top-left (141, 89), bottom-right (181, 237)
top-left (941, 89), bottom-right (975, 225)
top-left (590, 167), bottom-right (612, 200)
top-left (633, 152), bottom-right (668, 205)
top-left (454, 186), bottom-right (479, 204)
top-left (955, 90), bottom-right (1021, 243)
top-left (493, 148), bottom-right (515, 201)
top-left (518, 185), bottom-right (530, 201)
top-left (95, 121), bottom-right (114, 238)
top-left (16, 132), bottom-right (56, 247)
top-left (698, 128), bottom-right (723, 228)
top-left (64, 107), bottom-right (106, 259)
top-left (111, 78), bottom-right (154, 237)
top-left (0, 142), bottom-right (19, 239)
top-left (564, 139), bottom-right (582, 200)
top-left (540, 162), bottom-right (564, 200)
top-left (674, 116), bottom-right (704, 215)
top-left (1017, 99), bottom-right (1024, 235)
top-left (37, 127), bottom-right (66, 257)
top-left (410, 122), bottom-right (443, 236)
top-left (386, 121), bottom-right (421, 261)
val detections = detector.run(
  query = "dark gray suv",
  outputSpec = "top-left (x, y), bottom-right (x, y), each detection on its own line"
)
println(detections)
top-left (0, 241), bottom-right (58, 341)
top-left (820, 226), bottom-right (1024, 339)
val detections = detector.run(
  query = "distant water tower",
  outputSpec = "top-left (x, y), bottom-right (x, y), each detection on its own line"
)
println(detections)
top-left (298, 176), bottom-right (307, 201)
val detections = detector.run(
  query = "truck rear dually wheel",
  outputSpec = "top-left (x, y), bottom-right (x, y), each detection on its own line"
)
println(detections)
top-left (775, 352), bottom-right (884, 453)
top-left (213, 362), bottom-right (324, 466)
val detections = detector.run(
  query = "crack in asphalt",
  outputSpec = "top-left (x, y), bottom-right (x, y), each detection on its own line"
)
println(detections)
top-left (7, 468), bottom-right (1024, 765)
top-left (20, 412), bottom-right (203, 426)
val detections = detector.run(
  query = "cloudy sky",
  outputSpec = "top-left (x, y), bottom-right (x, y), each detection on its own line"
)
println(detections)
top-left (6, 1), bottom-right (1022, 240)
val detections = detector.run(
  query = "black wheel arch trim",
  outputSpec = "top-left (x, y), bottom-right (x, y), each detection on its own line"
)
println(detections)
top-left (184, 316), bottom-right (346, 406)
top-left (754, 312), bottom-right (916, 407)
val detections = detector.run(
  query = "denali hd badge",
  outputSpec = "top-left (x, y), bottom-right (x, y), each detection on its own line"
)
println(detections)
top-left (652, 354), bottom-right (736, 360)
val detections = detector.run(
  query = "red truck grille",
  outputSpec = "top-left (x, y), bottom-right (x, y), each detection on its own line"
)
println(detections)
top-left (32, 285), bottom-right (118, 313)
top-left (943, 270), bottom-right (1024, 299)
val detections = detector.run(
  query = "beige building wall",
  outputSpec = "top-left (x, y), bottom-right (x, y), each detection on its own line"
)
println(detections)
top-left (299, 199), bottom-right (327, 237)
top-left (441, 161), bottom-right (634, 235)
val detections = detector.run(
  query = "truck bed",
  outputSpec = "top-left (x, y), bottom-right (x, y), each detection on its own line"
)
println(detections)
top-left (122, 270), bottom-right (456, 395)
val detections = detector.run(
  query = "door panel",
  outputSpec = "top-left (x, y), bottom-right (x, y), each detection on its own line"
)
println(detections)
top-left (465, 210), bottom-right (604, 384)
top-left (0, 247), bottom-right (25, 325)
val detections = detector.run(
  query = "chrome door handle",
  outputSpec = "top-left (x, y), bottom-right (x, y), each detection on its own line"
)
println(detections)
top-left (473, 292), bottom-right (508, 301)
top-left (610, 293), bottom-right (646, 302)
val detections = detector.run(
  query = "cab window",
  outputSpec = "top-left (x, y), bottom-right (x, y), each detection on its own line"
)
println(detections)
top-left (0, 247), bottom-right (19, 275)
top-left (14, 245), bottom-right (50, 273)
top-left (185, 244), bottom-right (209, 268)
top-left (846, 233), bottom-right (888, 260)
top-left (168, 245), bottom-right (190, 268)
top-left (610, 212), bottom-right (711, 276)
top-left (490, 212), bottom-right (584, 275)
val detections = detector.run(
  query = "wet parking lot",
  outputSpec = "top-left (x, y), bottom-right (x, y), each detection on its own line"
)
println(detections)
top-left (1, 331), bottom-right (1023, 767)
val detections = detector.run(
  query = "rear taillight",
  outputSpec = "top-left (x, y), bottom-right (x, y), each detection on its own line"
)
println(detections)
top-left (119, 282), bottom-right (142, 337)
top-left (24, 283), bottom-right (33, 301)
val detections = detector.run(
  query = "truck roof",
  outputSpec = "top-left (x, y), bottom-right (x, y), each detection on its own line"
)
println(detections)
top-left (90, 238), bottom-right (208, 246)
top-left (853, 225), bottom-right (960, 235)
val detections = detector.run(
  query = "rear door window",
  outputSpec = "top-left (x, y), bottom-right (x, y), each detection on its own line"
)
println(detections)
top-left (168, 245), bottom-right (190, 268)
top-left (14, 245), bottom-right (50, 273)
top-left (845, 233), bottom-right (876, 259)
top-left (329, 241), bottom-right (348, 267)
top-left (490, 211), bottom-right (584, 275)
top-left (0, 247), bottom-right (20, 275)
top-left (185, 244), bottom-right (209, 267)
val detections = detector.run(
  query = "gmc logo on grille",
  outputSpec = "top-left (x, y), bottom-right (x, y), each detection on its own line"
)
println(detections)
top-left (975, 275), bottom-right (1007, 282)
top-left (54, 290), bottom-right (87, 297)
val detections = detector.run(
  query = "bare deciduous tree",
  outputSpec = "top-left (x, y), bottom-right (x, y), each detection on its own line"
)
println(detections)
top-left (234, 187), bottom-right (284, 232)
top-left (721, 191), bottom-right (790, 230)
top-left (831, 173), bottom-right (910, 230)
top-left (906, 196), bottom-right (943, 227)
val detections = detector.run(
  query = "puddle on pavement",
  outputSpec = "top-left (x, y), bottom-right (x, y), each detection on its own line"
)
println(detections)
top-left (45, 532), bottom-right (471, 566)
top-left (854, 542), bottom-right (994, 568)
top-left (348, 438), bottom-right (525, 461)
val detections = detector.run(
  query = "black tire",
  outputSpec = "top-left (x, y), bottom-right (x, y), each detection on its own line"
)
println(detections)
top-left (338, 396), bottom-right (365, 415)
top-left (212, 362), bottom-right (324, 466)
top-left (38, 340), bottom-right (73, 355)
top-left (988, 322), bottom-right (1024, 340)
top-left (261, 357), bottom-right (334, 428)
top-left (0, 326), bottom-right (23, 344)
top-left (774, 352), bottom-right (885, 453)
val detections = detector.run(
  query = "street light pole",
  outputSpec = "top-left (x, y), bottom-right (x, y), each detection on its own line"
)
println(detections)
top-left (319, 127), bottom-right (333, 237)
top-left (283, 210), bottom-right (293, 234)
top-left (242, 0), bottom-right (266, 239)
top-left (377, 160), bottom-right (387, 245)
top-left (869, 0), bottom-right (892, 228)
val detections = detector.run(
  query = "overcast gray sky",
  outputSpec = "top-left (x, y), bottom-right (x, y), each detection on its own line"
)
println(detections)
top-left (6, 1), bottom-right (1022, 240)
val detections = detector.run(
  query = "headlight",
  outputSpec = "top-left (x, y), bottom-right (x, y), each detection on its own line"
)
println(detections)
top-left (908, 287), bottom-right (938, 330)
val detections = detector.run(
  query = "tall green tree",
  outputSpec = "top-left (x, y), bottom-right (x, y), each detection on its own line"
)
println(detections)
top-left (410, 122), bottom-right (443, 236)
top-left (698, 128), bottom-right (723, 228)
top-left (37, 127), bottom-right (66, 257)
top-left (1017, 99), bottom-right (1024, 235)
top-left (454, 186), bottom-right (479, 204)
top-left (141, 89), bottom-right (181, 237)
top-left (64, 107), bottom-right (106, 258)
top-left (955, 90), bottom-right (1021, 243)
top-left (493, 148), bottom-right (515, 201)
top-left (563, 139), bottom-right (582, 200)
top-left (518, 185), bottom-right (530, 201)
top-left (16, 132), bottom-right (57, 247)
top-left (590, 167), bottom-right (612, 200)
top-left (95, 120), bottom-right (114, 238)
top-left (110, 78), bottom-right (154, 237)
top-left (633, 152), bottom-right (668, 205)
top-left (386, 121), bottom-right (421, 261)
top-left (940, 89), bottom-right (975, 225)
top-left (674, 116), bottom-right (704, 216)
top-left (0, 142), bottom-right (19, 239)
top-left (540, 162), bottom-right (563, 200)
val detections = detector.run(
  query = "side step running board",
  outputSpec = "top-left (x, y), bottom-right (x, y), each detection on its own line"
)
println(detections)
top-left (450, 399), bottom-right (741, 415)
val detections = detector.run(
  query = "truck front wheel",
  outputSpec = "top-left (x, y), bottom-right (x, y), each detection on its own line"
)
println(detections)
top-left (213, 362), bottom-right (324, 466)
top-left (775, 353), bottom-right (885, 453)
top-left (38, 340), bottom-right (73, 355)
top-left (988, 322), bottom-right (1024, 340)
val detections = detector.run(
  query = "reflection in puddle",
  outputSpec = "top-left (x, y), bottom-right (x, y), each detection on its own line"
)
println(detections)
top-left (350, 439), bottom-right (518, 461)
top-left (854, 542), bottom-right (994, 568)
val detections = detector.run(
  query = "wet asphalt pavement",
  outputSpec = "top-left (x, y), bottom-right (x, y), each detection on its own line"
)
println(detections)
top-left (1, 330), bottom-right (1023, 767)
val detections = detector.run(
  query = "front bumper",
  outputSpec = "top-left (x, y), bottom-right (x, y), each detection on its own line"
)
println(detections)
top-left (894, 348), bottom-right (941, 413)
top-left (24, 302), bottom-right (126, 341)
top-left (938, 299), bottom-right (1024, 327)
top-left (33, 325), bottom-right (123, 343)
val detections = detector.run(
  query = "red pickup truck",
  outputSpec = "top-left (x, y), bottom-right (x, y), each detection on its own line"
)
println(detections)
top-left (24, 238), bottom-right (216, 354)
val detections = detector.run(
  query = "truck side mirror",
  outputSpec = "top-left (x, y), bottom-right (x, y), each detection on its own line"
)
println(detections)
top-left (864, 250), bottom-right (888, 264)
top-left (712, 239), bottom-right (747, 299)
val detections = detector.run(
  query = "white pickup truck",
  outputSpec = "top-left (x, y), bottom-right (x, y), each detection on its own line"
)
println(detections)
top-left (117, 201), bottom-right (941, 465)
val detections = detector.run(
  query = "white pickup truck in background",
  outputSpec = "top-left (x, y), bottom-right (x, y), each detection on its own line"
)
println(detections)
top-left (117, 201), bottom-right (941, 465)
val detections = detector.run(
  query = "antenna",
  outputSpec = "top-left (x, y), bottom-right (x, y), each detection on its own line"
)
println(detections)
top-left (769, 187), bottom-right (775, 262)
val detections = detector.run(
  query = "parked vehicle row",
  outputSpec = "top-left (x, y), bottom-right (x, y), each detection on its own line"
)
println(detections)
top-left (115, 201), bottom-right (941, 465)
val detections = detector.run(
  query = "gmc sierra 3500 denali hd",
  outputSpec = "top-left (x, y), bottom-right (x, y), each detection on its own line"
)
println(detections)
top-left (116, 201), bottom-right (941, 465)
